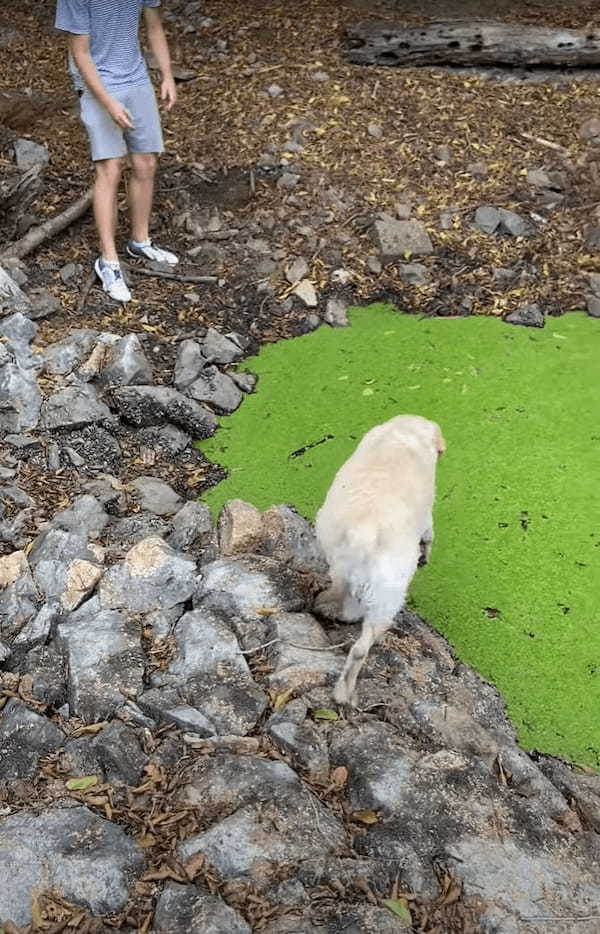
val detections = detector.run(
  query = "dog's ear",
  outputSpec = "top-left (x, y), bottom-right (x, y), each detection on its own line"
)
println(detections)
top-left (435, 425), bottom-right (446, 457)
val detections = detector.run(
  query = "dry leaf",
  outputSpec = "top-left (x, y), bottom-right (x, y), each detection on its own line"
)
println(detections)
top-left (185, 853), bottom-right (205, 879)
top-left (312, 708), bottom-right (339, 721)
top-left (383, 898), bottom-right (412, 926)
top-left (66, 776), bottom-right (98, 792)
top-left (273, 687), bottom-right (295, 711)
top-left (330, 765), bottom-right (348, 786)
top-left (352, 809), bottom-right (379, 825)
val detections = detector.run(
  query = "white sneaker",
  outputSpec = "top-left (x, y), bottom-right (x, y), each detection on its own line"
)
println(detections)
top-left (94, 258), bottom-right (132, 303)
top-left (127, 240), bottom-right (179, 265)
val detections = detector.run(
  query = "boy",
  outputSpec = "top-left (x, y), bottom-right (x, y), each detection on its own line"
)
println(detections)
top-left (55, 0), bottom-right (179, 303)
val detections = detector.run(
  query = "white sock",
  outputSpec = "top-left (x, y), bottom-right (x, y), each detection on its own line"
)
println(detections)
top-left (101, 257), bottom-right (120, 269)
top-left (131, 239), bottom-right (151, 248)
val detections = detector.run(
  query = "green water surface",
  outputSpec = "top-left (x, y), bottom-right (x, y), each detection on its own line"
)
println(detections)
top-left (198, 306), bottom-right (600, 766)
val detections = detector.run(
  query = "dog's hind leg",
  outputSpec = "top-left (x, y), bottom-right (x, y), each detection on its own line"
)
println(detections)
top-left (333, 617), bottom-right (393, 706)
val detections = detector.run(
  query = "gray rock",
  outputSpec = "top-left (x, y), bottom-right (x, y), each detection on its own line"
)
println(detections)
top-left (579, 116), bottom-right (600, 143)
top-left (140, 423), bottom-right (192, 455)
top-left (167, 501), bottom-right (216, 559)
top-left (266, 612), bottom-right (342, 692)
top-left (12, 603), bottom-right (58, 652)
top-left (398, 262), bottom-right (430, 286)
top-left (367, 255), bottom-right (382, 275)
top-left (371, 217), bottom-right (433, 263)
top-left (23, 644), bottom-right (67, 707)
top-left (153, 882), bottom-right (209, 933)
top-left (260, 505), bottom-right (326, 574)
top-left (28, 527), bottom-right (103, 611)
top-left (267, 699), bottom-right (329, 775)
top-left (218, 500), bottom-right (264, 556)
top-left (0, 698), bottom-right (65, 779)
top-left (584, 226), bottom-right (600, 251)
top-left (586, 294), bottom-right (600, 318)
top-left (52, 494), bottom-right (109, 540)
top-left (474, 205), bottom-right (502, 234)
top-left (181, 753), bottom-right (299, 815)
top-left (59, 262), bottom-right (81, 283)
top-left (505, 303), bottom-right (545, 328)
top-left (200, 328), bottom-right (243, 365)
top-left (194, 555), bottom-right (306, 651)
top-left (527, 167), bottom-right (553, 188)
top-left (497, 207), bottom-right (535, 238)
top-left (277, 172), bottom-right (301, 190)
top-left (27, 288), bottom-right (61, 320)
top-left (40, 384), bottom-right (113, 430)
top-left (58, 600), bottom-right (145, 721)
top-left (107, 513), bottom-right (169, 549)
top-left (311, 70), bottom-right (329, 81)
top-left (99, 334), bottom-right (153, 387)
top-left (538, 757), bottom-right (600, 833)
top-left (42, 329), bottom-right (98, 375)
top-left (466, 161), bottom-right (488, 178)
top-left (61, 720), bottom-right (148, 786)
top-left (267, 83), bottom-right (283, 97)
top-left (367, 123), bottom-right (383, 139)
top-left (174, 339), bottom-right (205, 390)
top-left (130, 476), bottom-right (183, 517)
top-left (13, 138), bottom-right (49, 170)
top-left (178, 784), bottom-right (346, 887)
top-left (433, 144), bottom-right (452, 163)
top-left (285, 257), bottom-right (309, 284)
top-left (0, 549), bottom-right (38, 640)
top-left (451, 835), bottom-right (599, 934)
top-left (230, 370), bottom-right (257, 394)
top-left (587, 272), bottom-right (600, 297)
top-left (153, 883), bottom-right (251, 934)
top-left (152, 608), bottom-right (268, 735)
top-left (187, 365), bottom-right (243, 413)
top-left (324, 296), bottom-right (349, 327)
top-left (292, 279), bottom-right (318, 307)
top-left (0, 357), bottom-right (42, 432)
top-left (112, 385), bottom-right (217, 438)
top-left (0, 806), bottom-right (143, 927)
top-left (138, 688), bottom-right (216, 736)
top-left (99, 536), bottom-right (196, 613)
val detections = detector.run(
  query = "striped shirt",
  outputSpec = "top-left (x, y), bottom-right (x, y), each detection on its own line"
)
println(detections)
top-left (55, 0), bottom-right (160, 90)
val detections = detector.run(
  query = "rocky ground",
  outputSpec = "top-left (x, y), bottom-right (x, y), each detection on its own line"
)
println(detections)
top-left (1, 0), bottom-right (600, 931)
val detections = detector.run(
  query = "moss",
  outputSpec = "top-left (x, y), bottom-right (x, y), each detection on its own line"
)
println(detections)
top-left (198, 305), bottom-right (600, 766)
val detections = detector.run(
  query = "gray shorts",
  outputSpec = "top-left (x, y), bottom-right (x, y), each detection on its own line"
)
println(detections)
top-left (80, 81), bottom-right (164, 162)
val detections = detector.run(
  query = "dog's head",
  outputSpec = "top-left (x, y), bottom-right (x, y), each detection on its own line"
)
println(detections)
top-left (394, 415), bottom-right (446, 460)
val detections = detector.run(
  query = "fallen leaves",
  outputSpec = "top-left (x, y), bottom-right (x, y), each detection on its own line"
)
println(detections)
top-left (384, 897), bottom-right (413, 926)
top-left (65, 776), bottom-right (98, 793)
top-left (311, 707), bottom-right (339, 721)
top-left (351, 808), bottom-right (379, 825)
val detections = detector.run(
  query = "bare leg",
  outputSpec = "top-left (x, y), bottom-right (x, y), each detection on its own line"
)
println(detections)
top-left (128, 152), bottom-right (157, 243)
top-left (333, 618), bottom-right (393, 706)
top-left (94, 157), bottom-right (125, 261)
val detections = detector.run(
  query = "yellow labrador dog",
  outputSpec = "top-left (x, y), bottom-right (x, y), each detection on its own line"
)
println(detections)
top-left (314, 415), bottom-right (446, 705)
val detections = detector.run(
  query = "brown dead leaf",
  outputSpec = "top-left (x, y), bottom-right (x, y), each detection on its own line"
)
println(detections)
top-left (185, 852), bottom-right (205, 880)
top-left (272, 686), bottom-right (295, 710)
top-left (330, 765), bottom-right (348, 786)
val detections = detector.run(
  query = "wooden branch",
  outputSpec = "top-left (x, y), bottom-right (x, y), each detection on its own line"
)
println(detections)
top-left (1, 188), bottom-right (93, 261)
top-left (345, 21), bottom-right (600, 68)
top-left (121, 262), bottom-right (218, 284)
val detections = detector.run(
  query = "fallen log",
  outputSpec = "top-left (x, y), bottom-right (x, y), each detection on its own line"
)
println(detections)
top-left (1, 187), bottom-right (93, 261)
top-left (345, 21), bottom-right (600, 68)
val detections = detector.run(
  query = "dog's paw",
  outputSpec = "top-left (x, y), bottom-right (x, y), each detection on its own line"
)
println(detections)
top-left (333, 678), bottom-right (357, 708)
